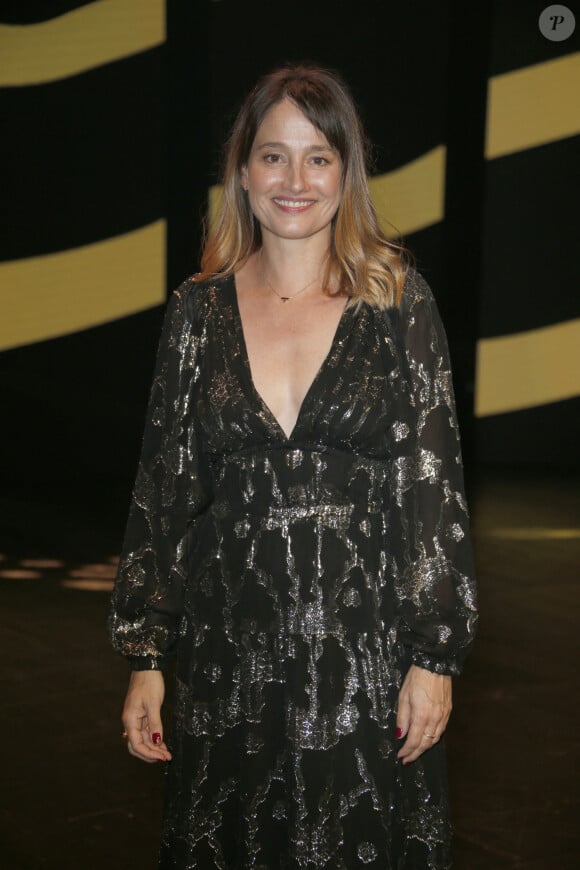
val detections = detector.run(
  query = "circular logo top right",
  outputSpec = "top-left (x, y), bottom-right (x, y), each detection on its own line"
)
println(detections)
top-left (538, 5), bottom-right (576, 41)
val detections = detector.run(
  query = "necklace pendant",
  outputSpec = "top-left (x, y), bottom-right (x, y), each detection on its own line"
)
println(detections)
top-left (281, 296), bottom-right (290, 303)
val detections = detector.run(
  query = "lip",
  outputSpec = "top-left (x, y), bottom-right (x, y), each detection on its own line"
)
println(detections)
top-left (272, 198), bottom-right (316, 213)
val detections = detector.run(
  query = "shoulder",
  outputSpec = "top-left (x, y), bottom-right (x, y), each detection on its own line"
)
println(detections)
top-left (374, 268), bottom-right (449, 373)
top-left (369, 267), bottom-right (435, 320)
top-left (399, 267), bottom-right (437, 317)
top-left (169, 272), bottom-right (232, 325)
top-left (393, 268), bottom-right (447, 345)
top-left (374, 267), bottom-right (436, 331)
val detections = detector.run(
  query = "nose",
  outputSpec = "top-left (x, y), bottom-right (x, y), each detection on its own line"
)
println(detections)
top-left (285, 160), bottom-right (307, 193)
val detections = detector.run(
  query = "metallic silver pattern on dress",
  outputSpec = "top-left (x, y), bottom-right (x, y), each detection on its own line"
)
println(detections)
top-left (357, 841), bottom-right (378, 863)
top-left (109, 269), bottom-right (477, 867)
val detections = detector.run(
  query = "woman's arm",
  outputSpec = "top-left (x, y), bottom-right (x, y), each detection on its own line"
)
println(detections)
top-left (384, 269), bottom-right (478, 760)
top-left (109, 281), bottom-right (210, 670)
top-left (109, 281), bottom-right (211, 759)
top-left (387, 269), bottom-right (478, 675)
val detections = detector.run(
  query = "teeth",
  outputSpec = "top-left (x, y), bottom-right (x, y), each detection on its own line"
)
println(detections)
top-left (274, 199), bottom-right (312, 208)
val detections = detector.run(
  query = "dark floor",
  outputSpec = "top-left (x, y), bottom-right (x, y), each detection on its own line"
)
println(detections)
top-left (0, 468), bottom-right (578, 869)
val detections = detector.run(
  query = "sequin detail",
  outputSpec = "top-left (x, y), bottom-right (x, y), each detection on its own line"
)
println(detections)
top-left (109, 269), bottom-right (476, 868)
top-left (357, 841), bottom-right (378, 863)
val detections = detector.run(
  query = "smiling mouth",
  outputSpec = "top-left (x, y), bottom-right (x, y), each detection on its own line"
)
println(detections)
top-left (273, 198), bottom-right (315, 209)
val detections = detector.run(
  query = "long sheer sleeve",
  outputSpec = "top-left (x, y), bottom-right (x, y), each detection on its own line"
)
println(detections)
top-left (385, 269), bottom-right (478, 676)
top-left (108, 279), bottom-right (211, 671)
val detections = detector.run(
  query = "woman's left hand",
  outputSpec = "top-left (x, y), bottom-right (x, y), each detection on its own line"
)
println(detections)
top-left (396, 665), bottom-right (452, 764)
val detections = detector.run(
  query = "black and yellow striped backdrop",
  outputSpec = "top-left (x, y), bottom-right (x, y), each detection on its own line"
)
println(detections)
top-left (1, 1), bottom-right (578, 482)
top-left (0, 0), bottom-right (166, 346)
top-left (475, 1), bottom-right (579, 464)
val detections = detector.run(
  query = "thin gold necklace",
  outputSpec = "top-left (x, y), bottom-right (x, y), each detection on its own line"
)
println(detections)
top-left (260, 252), bottom-right (320, 303)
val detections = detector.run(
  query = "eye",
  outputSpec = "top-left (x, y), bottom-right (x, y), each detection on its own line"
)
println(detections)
top-left (311, 155), bottom-right (331, 166)
top-left (263, 153), bottom-right (282, 163)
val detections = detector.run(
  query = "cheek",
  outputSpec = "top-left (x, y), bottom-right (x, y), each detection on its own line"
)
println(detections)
top-left (324, 171), bottom-right (343, 201)
top-left (248, 165), bottom-right (274, 193)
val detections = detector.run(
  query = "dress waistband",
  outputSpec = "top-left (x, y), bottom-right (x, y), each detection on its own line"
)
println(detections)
top-left (205, 445), bottom-right (391, 516)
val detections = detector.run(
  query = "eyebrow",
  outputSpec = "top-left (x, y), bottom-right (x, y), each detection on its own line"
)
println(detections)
top-left (254, 141), bottom-right (335, 152)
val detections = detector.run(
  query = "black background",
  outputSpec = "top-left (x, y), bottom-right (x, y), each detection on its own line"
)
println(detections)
top-left (1, 0), bottom-right (578, 504)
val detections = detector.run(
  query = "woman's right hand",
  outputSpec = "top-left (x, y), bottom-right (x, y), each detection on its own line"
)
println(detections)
top-left (122, 670), bottom-right (172, 763)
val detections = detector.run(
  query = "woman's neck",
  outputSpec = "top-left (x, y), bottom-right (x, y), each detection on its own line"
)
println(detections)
top-left (256, 233), bottom-right (332, 295)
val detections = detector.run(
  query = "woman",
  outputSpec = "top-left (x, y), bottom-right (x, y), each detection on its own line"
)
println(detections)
top-left (109, 64), bottom-right (477, 868)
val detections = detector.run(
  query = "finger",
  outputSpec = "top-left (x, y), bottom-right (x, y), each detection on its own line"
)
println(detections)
top-left (399, 713), bottom-right (447, 763)
top-left (125, 722), bottom-right (172, 763)
top-left (396, 691), bottom-right (411, 740)
top-left (142, 710), bottom-right (166, 751)
top-left (140, 709), bottom-right (172, 759)
top-left (122, 707), bottom-right (172, 763)
top-left (400, 732), bottom-right (440, 764)
top-left (127, 738), bottom-right (159, 764)
top-left (397, 716), bottom-right (427, 762)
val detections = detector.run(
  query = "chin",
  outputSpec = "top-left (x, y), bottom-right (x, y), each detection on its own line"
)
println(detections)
top-left (264, 220), bottom-right (332, 242)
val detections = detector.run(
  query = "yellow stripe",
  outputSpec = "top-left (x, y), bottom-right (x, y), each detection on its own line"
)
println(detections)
top-left (368, 146), bottom-right (446, 237)
top-left (0, 221), bottom-right (166, 351)
top-left (0, 0), bottom-right (165, 87)
top-left (475, 319), bottom-right (580, 417)
top-left (486, 53), bottom-right (580, 159)
top-left (207, 185), bottom-right (224, 231)
top-left (209, 146), bottom-right (446, 239)
top-left (477, 527), bottom-right (580, 541)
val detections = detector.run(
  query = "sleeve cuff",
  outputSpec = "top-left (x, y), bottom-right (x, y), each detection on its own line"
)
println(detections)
top-left (408, 649), bottom-right (462, 677)
top-left (126, 655), bottom-right (169, 671)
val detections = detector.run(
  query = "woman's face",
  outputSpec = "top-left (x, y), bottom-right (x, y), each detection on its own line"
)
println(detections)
top-left (241, 98), bottom-right (343, 246)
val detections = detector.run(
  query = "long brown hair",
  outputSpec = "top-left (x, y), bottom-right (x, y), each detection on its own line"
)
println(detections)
top-left (196, 64), bottom-right (412, 310)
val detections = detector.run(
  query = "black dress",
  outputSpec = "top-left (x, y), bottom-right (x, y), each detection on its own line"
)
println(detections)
top-left (109, 268), bottom-right (477, 869)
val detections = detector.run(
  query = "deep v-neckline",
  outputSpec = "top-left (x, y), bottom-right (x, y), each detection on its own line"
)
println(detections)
top-left (228, 273), bottom-right (351, 442)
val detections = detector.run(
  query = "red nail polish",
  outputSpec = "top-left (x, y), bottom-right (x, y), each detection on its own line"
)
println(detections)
top-left (402, 760), bottom-right (410, 766)
top-left (152, 732), bottom-right (162, 745)
top-left (396, 727), bottom-right (403, 739)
